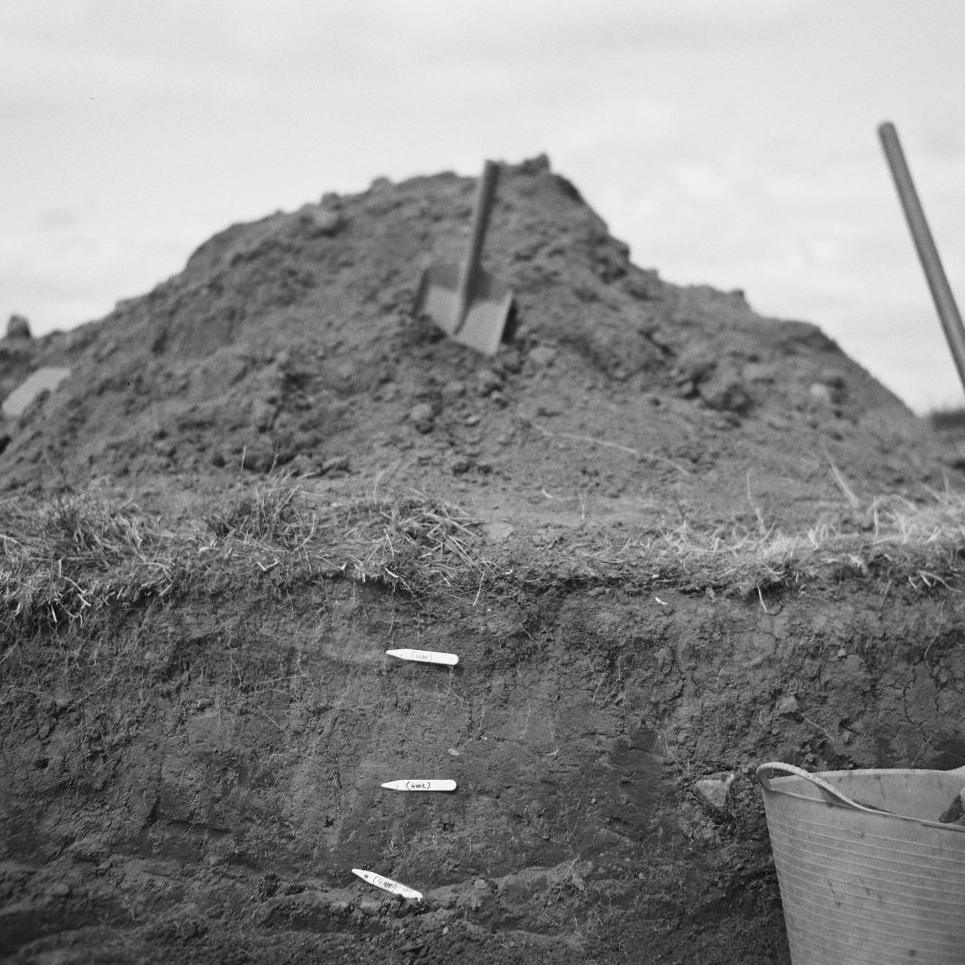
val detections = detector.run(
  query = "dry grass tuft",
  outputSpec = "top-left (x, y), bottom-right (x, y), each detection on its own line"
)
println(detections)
top-left (557, 489), bottom-right (965, 594)
top-left (205, 474), bottom-right (314, 547)
top-left (2, 491), bottom-right (181, 629)
top-left (338, 497), bottom-right (494, 592)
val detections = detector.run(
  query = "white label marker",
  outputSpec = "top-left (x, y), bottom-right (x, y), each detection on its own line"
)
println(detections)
top-left (385, 648), bottom-right (459, 666)
top-left (351, 868), bottom-right (423, 901)
top-left (380, 779), bottom-right (457, 792)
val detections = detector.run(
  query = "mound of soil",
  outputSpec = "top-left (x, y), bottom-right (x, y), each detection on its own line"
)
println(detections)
top-left (0, 155), bottom-right (954, 523)
top-left (2, 156), bottom-right (965, 963)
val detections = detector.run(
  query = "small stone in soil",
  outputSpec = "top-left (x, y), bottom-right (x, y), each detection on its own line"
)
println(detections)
top-left (694, 772), bottom-right (736, 810)
top-left (409, 402), bottom-right (434, 432)
top-left (476, 370), bottom-right (502, 395)
top-left (528, 345), bottom-right (557, 367)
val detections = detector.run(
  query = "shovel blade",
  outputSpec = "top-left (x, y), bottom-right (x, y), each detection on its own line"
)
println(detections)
top-left (414, 263), bottom-right (514, 356)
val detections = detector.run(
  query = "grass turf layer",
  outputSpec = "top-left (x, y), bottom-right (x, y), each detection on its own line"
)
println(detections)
top-left (3, 475), bottom-right (964, 640)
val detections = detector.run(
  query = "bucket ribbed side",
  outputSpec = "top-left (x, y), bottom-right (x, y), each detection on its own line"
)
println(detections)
top-left (762, 776), bottom-right (965, 965)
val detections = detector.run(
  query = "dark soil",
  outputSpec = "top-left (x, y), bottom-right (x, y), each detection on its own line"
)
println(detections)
top-left (2, 155), bottom-right (964, 963)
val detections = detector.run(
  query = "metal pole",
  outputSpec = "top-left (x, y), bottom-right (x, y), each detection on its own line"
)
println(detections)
top-left (877, 121), bottom-right (965, 395)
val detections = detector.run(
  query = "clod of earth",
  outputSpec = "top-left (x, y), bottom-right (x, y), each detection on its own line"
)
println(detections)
top-left (2, 155), bottom-right (965, 964)
top-left (5, 313), bottom-right (32, 340)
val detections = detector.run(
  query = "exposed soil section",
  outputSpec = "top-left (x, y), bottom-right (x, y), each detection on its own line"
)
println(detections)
top-left (2, 156), bottom-right (964, 963)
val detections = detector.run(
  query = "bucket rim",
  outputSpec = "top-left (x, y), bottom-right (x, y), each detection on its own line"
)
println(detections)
top-left (756, 761), bottom-right (965, 834)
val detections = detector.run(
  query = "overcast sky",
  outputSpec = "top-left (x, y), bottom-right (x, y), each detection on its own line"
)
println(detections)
top-left (3, 1), bottom-right (965, 413)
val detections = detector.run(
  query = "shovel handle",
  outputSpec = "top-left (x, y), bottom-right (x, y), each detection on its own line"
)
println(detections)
top-left (877, 121), bottom-right (965, 394)
top-left (466, 160), bottom-right (500, 277)
top-left (454, 160), bottom-right (500, 332)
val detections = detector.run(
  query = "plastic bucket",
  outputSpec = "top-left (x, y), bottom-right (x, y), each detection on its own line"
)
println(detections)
top-left (757, 762), bottom-right (965, 964)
